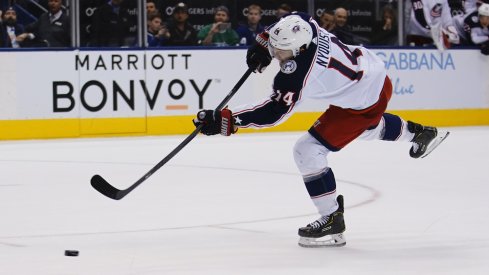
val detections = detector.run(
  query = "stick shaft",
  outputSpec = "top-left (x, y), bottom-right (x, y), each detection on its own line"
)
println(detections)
top-left (91, 68), bottom-right (253, 200)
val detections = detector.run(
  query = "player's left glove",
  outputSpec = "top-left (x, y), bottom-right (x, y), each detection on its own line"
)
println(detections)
top-left (193, 108), bottom-right (237, 136)
top-left (247, 32), bottom-right (272, 73)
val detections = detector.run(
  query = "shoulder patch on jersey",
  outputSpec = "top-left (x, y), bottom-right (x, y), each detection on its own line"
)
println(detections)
top-left (280, 60), bottom-right (297, 74)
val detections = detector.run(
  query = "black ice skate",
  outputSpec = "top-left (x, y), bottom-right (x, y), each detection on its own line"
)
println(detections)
top-left (298, 195), bottom-right (346, 248)
top-left (408, 121), bottom-right (450, 159)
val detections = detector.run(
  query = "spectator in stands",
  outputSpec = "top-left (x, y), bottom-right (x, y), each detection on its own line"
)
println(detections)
top-left (406, 0), bottom-right (460, 49)
top-left (276, 3), bottom-right (292, 19)
top-left (333, 7), bottom-right (348, 28)
top-left (197, 5), bottom-right (239, 46)
top-left (319, 10), bottom-right (335, 32)
top-left (165, 2), bottom-right (198, 46)
top-left (0, 7), bottom-right (25, 48)
top-left (147, 13), bottom-right (168, 47)
top-left (236, 4), bottom-right (265, 46)
top-left (146, 0), bottom-right (159, 17)
top-left (330, 7), bottom-right (355, 44)
top-left (16, 0), bottom-right (70, 47)
top-left (370, 5), bottom-right (398, 45)
top-left (90, 0), bottom-right (132, 47)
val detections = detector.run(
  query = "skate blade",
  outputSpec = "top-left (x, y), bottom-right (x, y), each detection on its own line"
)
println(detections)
top-left (421, 131), bottom-right (450, 158)
top-left (298, 233), bottom-right (346, 248)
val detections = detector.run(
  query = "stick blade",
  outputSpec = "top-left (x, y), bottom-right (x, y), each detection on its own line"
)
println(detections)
top-left (90, 175), bottom-right (125, 200)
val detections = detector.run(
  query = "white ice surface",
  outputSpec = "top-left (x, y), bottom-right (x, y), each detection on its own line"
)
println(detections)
top-left (0, 127), bottom-right (488, 275)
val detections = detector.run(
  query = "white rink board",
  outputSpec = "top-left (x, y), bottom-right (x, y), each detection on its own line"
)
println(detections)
top-left (0, 48), bottom-right (488, 120)
top-left (377, 49), bottom-right (489, 110)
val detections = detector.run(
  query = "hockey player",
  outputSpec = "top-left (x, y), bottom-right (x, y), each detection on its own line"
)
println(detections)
top-left (193, 13), bottom-right (449, 247)
top-left (471, 4), bottom-right (489, 54)
top-left (406, 0), bottom-right (460, 50)
top-left (453, 3), bottom-right (489, 52)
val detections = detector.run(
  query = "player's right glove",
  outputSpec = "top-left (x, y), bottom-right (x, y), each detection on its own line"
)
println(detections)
top-left (246, 32), bottom-right (272, 73)
top-left (193, 108), bottom-right (237, 136)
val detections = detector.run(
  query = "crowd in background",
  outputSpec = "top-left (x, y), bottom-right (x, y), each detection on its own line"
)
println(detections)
top-left (0, 0), bottom-right (488, 54)
top-left (0, 0), bottom-right (70, 47)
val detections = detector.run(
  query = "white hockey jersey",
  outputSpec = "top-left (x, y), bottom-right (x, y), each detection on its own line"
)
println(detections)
top-left (407, 0), bottom-right (454, 37)
top-left (453, 9), bottom-right (489, 44)
top-left (464, 0), bottom-right (479, 14)
top-left (232, 14), bottom-right (387, 129)
top-left (470, 18), bottom-right (489, 44)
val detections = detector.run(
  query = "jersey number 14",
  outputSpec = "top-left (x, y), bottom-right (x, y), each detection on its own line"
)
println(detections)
top-left (328, 37), bottom-right (364, 81)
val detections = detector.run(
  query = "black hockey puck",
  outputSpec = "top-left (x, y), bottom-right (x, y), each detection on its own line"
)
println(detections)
top-left (64, 250), bottom-right (79, 257)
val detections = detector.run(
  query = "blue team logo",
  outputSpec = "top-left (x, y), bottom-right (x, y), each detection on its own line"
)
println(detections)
top-left (281, 60), bottom-right (297, 74)
top-left (430, 4), bottom-right (442, 17)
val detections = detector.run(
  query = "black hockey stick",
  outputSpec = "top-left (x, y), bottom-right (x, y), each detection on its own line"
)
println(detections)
top-left (91, 68), bottom-right (253, 200)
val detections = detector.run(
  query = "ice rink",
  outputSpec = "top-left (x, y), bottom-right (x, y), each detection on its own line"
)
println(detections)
top-left (0, 126), bottom-right (488, 275)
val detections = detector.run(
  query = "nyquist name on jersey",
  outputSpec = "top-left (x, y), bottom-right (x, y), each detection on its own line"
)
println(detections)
top-left (316, 30), bottom-right (331, 68)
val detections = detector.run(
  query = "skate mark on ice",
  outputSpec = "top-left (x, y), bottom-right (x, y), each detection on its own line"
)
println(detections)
top-left (0, 176), bottom-right (379, 239)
